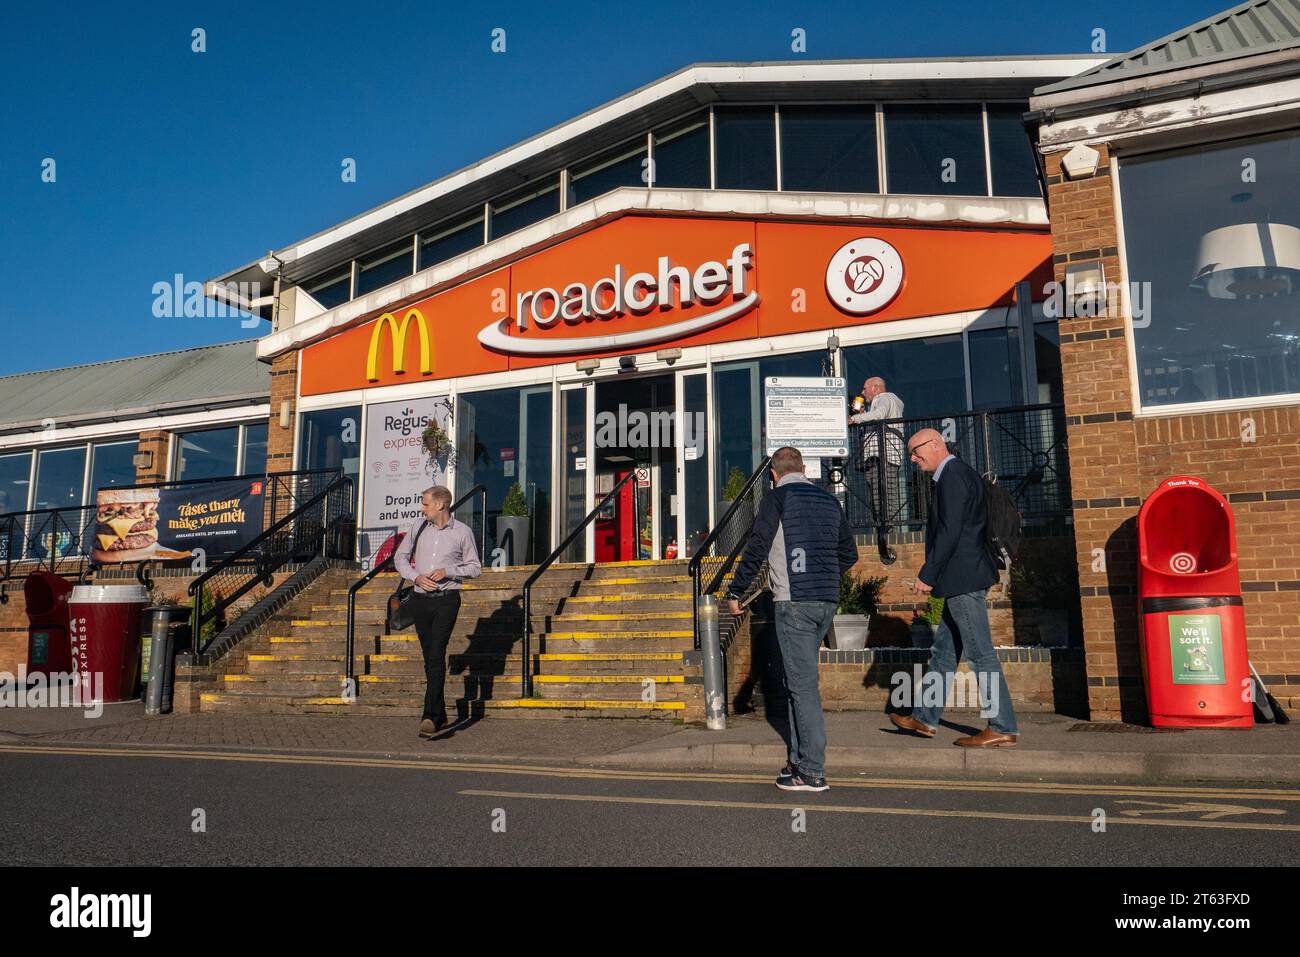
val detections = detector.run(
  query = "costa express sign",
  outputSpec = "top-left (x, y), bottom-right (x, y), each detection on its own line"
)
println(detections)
top-left (298, 215), bottom-right (1051, 395)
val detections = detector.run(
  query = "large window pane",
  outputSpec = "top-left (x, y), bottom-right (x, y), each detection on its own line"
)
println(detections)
top-left (33, 448), bottom-right (86, 510)
top-left (242, 422), bottom-right (268, 476)
top-left (90, 441), bottom-right (137, 495)
top-left (1119, 129), bottom-right (1300, 408)
top-left (714, 106), bottom-right (776, 191)
top-left (175, 427), bottom-right (239, 481)
top-left (419, 216), bottom-right (483, 270)
top-left (355, 239), bottom-right (413, 297)
top-left (987, 104), bottom-right (1040, 197)
top-left (885, 104), bottom-right (987, 196)
top-left (455, 386), bottom-right (552, 563)
top-left (1034, 322), bottom-right (1064, 405)
top-left (780, 105), bottom-right (878, 193)
top-left (305, 268), bottom-right (351, 309)
top-left (969, 327), bottom-right (1024, 410)
top-left (490, 178), bottom-right (560, 240)
top-left (843, 335), bottom-right (966, 420)
top-left (299, 407), bottom-right (361, 507)
top-left (651, 112), bottom-right (709, 189)
top-left (0, 451), bottom-right (32, 514)
top-left (568, 139), bottom-right (647, 206)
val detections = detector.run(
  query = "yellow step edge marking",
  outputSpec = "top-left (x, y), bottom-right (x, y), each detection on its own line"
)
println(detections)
top-left (290, 620), bottom-right (335, 627)
top-left (303, 698), bottom-right (354, 705)
top-left (490, 699), bottom-right (685, 710)
top-left (249, 655), bottom-right (344, 661)
top-left (561, 595), bottom-right (691, 603)
top-left (533, 675), bottom-right (684, 684)
top-left (539, 653), bottom-right (683, 661)
top-left (223, 675), bottom-right (257, 681)
top-left (549, 612), bottom-right (692, 621)
top-left (544, 631), bottom-right (693, 639)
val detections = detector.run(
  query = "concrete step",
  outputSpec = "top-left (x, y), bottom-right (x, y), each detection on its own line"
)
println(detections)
top-left (198, 692), bottom-right (686, 717)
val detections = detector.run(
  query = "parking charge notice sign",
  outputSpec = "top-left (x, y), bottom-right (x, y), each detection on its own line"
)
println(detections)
top-left (764, 377), bottom-right (848, 457)
top-left (1168, 614), bottom-right (1225, 685)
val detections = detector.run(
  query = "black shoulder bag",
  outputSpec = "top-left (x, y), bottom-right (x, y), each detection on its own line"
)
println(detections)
top-left (386, 520), bottom-right (429, 631)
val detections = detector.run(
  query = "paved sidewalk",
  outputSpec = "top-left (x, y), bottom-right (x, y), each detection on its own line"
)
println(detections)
top-left (2, 701), bottom-right (1296, 785)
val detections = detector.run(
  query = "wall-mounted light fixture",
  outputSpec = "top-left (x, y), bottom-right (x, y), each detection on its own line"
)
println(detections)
top-left (575, 358), bottom-right (600, 375)
top-left (618, 355), bottom-right (637, 373)
top-left (1064, 260), bottom-right (1106, 312)
top-left (656, 347), bottom-right (682, 364)
top-left (279, 400), bottom-right (292, 429)
top-left (132, 450), bottom-right (153, 471)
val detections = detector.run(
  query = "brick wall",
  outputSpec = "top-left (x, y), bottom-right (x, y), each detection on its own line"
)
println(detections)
top-left (267, 352), bottom-right (298, 472)
top-left (135, 429), bottom-right (169, 484)
top-left (1044, 145), bottom-right (1300, 721)
top-left (724, 538), bottom-right (1088, 717)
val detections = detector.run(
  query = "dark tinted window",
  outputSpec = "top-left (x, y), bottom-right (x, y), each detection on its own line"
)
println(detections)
top-left (1034, 322), bottom-right (1063, 404)
top-left (885, 104), bottom-right (987, 196)
top-left (843, 335), bottom-right (966, 419)
top-left (569, 139), bottom-right (647, 206)
top-left (651, 112), bottom-right (710, 189)
top-left (419, 216), bottom-right (483, 270)
top-left (306, 269), bottom-right (350, 309)
top-left (90, 441), bottom-right (138, 493)
top-left (299, 407), bottom-right (361, 507)
top-left (1119, 129), bottom-right (1300, 407)
top-left (175, 427), bottom-right (239, 481)
top-left (714, 106), bottom-right (776, 191)
top-left (780, 105), bottom-right (878, 193)
top-left (987, 104), bottom-right (1040, 197)
top-left (968, 327), bottom-right (1024, 410)
top-left (0, 451), bottom-right (31, 514)
top-left (242, 422), bottom-right (268, 476)
top-left (490, 178), bottom-right (560, 240)
top-left (355, 240), bottom-right (413, 296)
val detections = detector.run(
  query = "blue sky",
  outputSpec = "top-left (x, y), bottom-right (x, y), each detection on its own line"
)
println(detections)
top-left (0, 0), bottom-right (1226, 375)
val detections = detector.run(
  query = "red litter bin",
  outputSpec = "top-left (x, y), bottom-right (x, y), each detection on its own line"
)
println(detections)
top-left (68, 584), bottom-right (150, 703)
top-left (24, 571), bottom-right (73, 681)
top-left (1137, 476), bottom-right (1251, 728)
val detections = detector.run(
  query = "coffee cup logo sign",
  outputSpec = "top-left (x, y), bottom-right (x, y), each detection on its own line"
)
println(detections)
top-left (825, 238), bottom-right (905, 315)
top-left (477, 243), bottom-right (758, 356)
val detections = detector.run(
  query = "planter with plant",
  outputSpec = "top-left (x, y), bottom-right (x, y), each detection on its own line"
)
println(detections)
top-left (718, 465), bottom-right (752, 529)
top-left (911, 595), bottom-right (945, 649)
top-left (828, 572), bottom-right (886, 650)
top-left (495, 483), bottom-right (530, 566)
top-left (420, 417), bottom-right (454, 477)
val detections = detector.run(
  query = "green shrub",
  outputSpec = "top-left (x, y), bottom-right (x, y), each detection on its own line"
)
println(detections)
top-left (922, 595), bottom-right (945, 626)
top-left (722, 466), bottom-right (747, 501)
top-left (837, 572), bottom-right (886, 616)
top-left (501, 483), bottom-right (528, 517)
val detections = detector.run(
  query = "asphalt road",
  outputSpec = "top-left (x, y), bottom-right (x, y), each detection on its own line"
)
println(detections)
top-left (3, 743), bottom-right (1298, 867)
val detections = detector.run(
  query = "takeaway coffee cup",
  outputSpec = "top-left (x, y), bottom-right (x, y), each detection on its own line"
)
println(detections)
top-left (68, 584), bottom-right (151, 703)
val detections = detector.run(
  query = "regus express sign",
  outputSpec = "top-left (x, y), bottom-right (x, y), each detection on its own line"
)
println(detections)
top-left (477, 243), bottom-right (758, 356)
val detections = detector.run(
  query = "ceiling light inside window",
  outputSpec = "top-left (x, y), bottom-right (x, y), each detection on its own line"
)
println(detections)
top-left (1191, 223), bottom-right (1300, 299)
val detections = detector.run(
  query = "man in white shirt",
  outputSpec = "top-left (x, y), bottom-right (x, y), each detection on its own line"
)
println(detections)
top-left (848, 377), bottom-right (906, 527)
top-left (394, 486), bottom-right (482, 738)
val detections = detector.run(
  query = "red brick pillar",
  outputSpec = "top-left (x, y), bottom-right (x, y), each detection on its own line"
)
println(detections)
top-left (135, 429), bottom-right (170, 484)
top-left (267, 351), bottom-right (299, 474)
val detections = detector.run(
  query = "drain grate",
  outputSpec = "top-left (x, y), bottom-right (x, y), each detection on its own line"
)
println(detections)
top-left (1067, 722), bottom-right (1188, 733)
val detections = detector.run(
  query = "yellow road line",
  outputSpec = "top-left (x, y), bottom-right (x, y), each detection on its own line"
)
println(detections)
top-left (1, 743), bottom-right (1297, 802)
top-left (457, 789), bottom-right (1300, 833)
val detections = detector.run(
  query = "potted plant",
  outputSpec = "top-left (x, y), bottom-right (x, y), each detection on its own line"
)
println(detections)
top-left (718, 465), bottom-right (750, 528)
top-left (421, 416), bottom-right (454, 479)
top-left (911, 595), bottom-right (945, 649)
top-left (828, 572), bottom-right (886, 650)
top-left (495, 483), bottom-right (530, 566)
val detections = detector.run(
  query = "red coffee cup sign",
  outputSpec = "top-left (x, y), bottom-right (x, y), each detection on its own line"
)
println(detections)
top-left (68, 584), bottom-right (150, 703)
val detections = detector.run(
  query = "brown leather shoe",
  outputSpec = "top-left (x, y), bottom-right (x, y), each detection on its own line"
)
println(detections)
top-left (889, 713), bottom-right (937, 738)
top-left (955, 727), bottom-right (1018, 748)
top-left (418, 718), bottom-right (435, 739)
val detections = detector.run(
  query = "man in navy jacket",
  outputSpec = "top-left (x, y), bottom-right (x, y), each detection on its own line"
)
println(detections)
top-left (726, 446), bottom-right (859, 791)
top-left (890, 428), bottom-right (1019, 746)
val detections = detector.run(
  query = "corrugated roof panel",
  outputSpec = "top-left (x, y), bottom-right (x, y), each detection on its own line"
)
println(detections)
top-left (1035, 0), bottom-right (1300, 96)
top-left (0, 339), bottom-right (269, 429)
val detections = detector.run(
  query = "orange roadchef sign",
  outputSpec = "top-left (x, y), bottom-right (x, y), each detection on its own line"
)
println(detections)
top-left (299, 213), bottom-right (1051, 396)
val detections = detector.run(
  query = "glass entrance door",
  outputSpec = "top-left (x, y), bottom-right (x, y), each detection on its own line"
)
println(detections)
top-left (592, 373), bottom-right (676, 561)
top-left (676, 370), bottom-right (710, 560)
top-left (556, 382), bottom-right (592, 563)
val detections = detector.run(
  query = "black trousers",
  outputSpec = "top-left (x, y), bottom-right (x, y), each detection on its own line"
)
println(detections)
top-left (411, 591), bottom-right (461, 721)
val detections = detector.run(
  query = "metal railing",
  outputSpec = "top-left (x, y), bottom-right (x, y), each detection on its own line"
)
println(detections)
top-left (519, 469), bottom-right (641, 698)
top-left (188, 470), bottom-right (354, 657)
top-left (687, 454), bottom-right (772, 650)
top-left (837, 404), bottom-right (1070, 560)
top-left (344, 484), bottom-right (486, 690)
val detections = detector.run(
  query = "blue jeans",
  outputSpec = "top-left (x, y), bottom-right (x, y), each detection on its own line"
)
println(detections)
top-left (913, 590), bottom-right (1019, 735)
top-left (774, 600), bottom-right (835, 779)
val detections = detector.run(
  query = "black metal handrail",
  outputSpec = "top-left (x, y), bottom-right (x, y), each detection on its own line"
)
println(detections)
top-left (188, 470), bottom-right (353, 657)
top-left (687, 454), bottom-right (772, 650)
top-left (519, 469), bottom-right (641, 698)
top-left (0, 504), bottom-right (96, 586)
top-left (344, 484), bottom-right (486, 691)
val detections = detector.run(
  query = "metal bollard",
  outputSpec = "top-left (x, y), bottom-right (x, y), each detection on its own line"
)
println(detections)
top-left (697, 595), bottom-right (726, 730)
top-left (144, 608), bottom-right (175, 716)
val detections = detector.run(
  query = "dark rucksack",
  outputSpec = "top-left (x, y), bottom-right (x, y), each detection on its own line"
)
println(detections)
top-left (982, 475), bottom-right (1022, 569)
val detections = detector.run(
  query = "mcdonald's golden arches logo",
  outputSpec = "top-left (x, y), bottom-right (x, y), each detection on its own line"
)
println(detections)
top-left (366, 309), bottom-right (432, 382)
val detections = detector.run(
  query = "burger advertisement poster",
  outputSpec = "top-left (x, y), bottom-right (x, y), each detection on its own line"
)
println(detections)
top-left (92, 479), bottom-right (266, 564)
